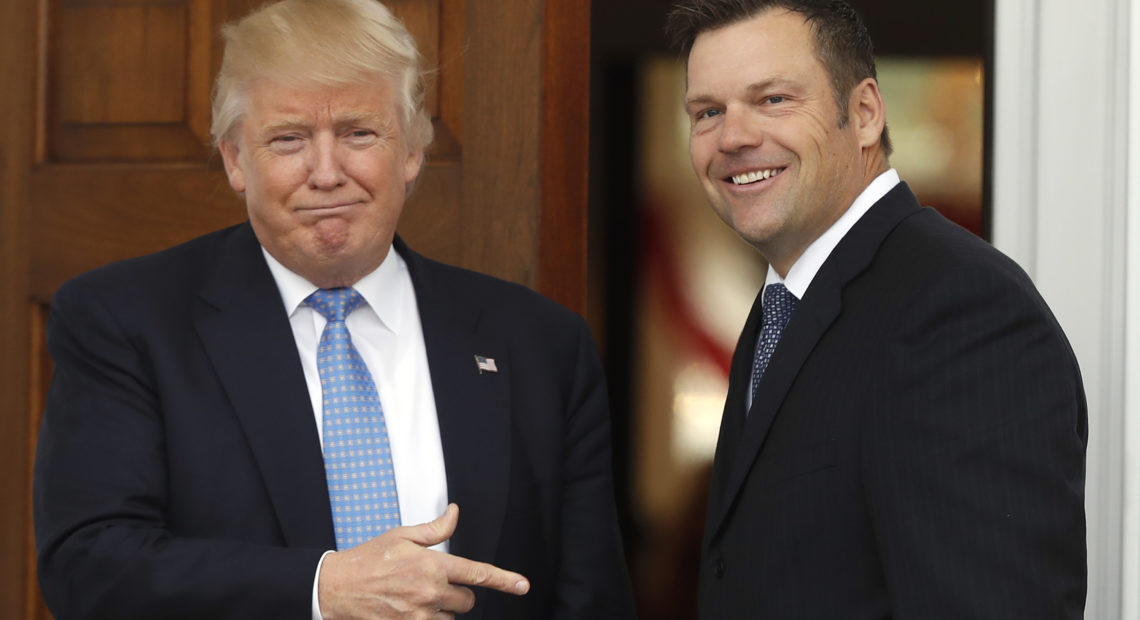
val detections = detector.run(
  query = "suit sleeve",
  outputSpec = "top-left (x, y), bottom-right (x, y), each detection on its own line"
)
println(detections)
top-left (551, 318), bottom-right (637, 619)
top-left (864, 262), bottom-right (1087, 619)
top-left (33, 278), bottom-right (323, 620)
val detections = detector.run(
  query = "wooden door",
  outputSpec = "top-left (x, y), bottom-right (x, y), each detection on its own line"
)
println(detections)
top-left (0, 1), bottom-right (589, 617)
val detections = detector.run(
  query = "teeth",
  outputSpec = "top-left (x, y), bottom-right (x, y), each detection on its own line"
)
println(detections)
top-left (731, 168), bottom-right (782, 185)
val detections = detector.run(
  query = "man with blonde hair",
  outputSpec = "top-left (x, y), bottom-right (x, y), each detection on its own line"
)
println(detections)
top-left (34, 1), bottom-right (635, 618)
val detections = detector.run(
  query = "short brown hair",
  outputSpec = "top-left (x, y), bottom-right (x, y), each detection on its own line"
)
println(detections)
top-left (667, 0), bottom-right (892, 155)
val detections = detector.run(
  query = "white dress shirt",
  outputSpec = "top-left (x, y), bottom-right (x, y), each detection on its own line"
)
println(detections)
top-left (747, 169), bottom-right (901, 411)
top-left (260, 245), bottom-right (449, 619)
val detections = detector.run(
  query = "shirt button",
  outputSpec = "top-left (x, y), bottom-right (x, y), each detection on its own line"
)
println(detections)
top-left (713, 557), bottom-right (726, 578)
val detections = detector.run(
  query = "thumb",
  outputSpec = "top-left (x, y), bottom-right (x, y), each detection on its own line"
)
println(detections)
top-left (402, 503), bottom-right (459, 547)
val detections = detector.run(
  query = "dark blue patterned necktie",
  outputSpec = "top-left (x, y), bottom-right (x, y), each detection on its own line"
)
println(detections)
top-left (307, 287), bottom-right (401, 549)
top-left (749, 283), bottom-right (799, 405)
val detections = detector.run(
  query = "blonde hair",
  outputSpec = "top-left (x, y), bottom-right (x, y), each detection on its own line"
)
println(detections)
top-left (210, 0), bottom-right (433, 151)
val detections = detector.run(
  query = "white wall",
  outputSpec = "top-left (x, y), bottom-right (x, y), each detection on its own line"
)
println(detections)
top-left (993, 0), bottom-right (1136, 617)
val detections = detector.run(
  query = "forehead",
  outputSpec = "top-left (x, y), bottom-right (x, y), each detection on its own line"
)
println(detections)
top-left (686, 9), bottom-right (823, 94)
top-left (242, 78), bottom-right (397, 126)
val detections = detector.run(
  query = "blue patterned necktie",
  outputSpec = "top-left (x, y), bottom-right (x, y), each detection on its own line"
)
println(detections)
top-left (307, 287), bottom-right (401, 550)
top-left (750, 283), bottom-right (799, 405)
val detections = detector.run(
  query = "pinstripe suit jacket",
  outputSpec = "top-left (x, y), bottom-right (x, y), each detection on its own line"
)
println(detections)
top-left (698, 183), bottom-right (1087, 619)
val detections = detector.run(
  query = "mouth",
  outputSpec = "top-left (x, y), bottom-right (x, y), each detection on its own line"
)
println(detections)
top-left (297, 200), bottom-right (362, 212)
top-left (727, 167), bottom-right (786, 186)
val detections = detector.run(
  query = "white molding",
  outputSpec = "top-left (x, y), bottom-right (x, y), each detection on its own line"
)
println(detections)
top-left (992, 0), bottom-right (1039, 274)
top-left (1101, 0), bottom-right (1132, 616)
top-left (1123, 1), bottom-right (1140, 617)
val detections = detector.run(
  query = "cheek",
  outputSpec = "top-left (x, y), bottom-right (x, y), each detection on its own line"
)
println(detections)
top-left (689, 138), bottom-right (713, 177)
top-left (352, 154), bottom-right (407, 194)
top-left (251, 161), bottom-right (307, 199)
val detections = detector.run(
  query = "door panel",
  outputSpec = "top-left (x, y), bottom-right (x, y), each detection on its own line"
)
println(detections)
top-left (48, 0), bottom-right (214, 162)
top-left (0, 0), bottom-right (589, 617)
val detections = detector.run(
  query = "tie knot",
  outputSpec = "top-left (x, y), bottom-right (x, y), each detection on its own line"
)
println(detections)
top-left (307, 287), bottom-right (366, 322)
top-left (762, 283), bottom-right (798, 328)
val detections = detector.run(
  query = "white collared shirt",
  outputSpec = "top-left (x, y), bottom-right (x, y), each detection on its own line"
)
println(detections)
top-left (747, 168), bottom-right (901, 411)
top-left (260, 246), bottom-right (449, 619)
top-left (768, 168), bottom-right (900, 298)
top-left (262, 245), bottom-right (449, 534)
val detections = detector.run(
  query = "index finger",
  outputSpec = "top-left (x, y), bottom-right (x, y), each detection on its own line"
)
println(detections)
top-left (440, 554), bottom-right (530, 596)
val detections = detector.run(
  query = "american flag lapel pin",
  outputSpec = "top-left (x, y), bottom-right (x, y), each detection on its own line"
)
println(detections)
top-left (474, 354), bottom-right (498, 374)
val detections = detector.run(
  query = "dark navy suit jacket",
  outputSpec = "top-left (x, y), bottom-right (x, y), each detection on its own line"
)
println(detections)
top-left (34, 222), bottom-right (634, 620)
top-left (698, 184), bottom-right (1087, 619)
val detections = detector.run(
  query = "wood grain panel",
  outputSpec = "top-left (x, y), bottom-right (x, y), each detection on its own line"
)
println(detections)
top-left (47, 0), bottom-right (212, 162)
top-left (389, 0), bottom-right (464, 250)
top-left (1, 0), bottom-right (37, 614)
top-left (28, 165), bottom-right (246, 302)
top-left (389, 0), bottom-right (461, 160)
top-left (24, 305), bottom-right (52, 620)
top-left (398, 164), bottom-right (463, 267)
top-left (389, 0), bottom-right (439, 116)
top-left (538, 0), bottom-right (590, 315)
top-left (51, 124), bottom-right (209, 161)
top-left (185, 0), bottom-right (213, 146)
top-left (462, 0), bottom-right (542, 287)
top-left (437, 0), bottom-right (464, 155)
top-left (55, 3), bottom-right (186, 124)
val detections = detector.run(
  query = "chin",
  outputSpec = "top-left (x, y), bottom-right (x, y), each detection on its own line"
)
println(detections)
top-left (733, 220), bottom-right (781, 249)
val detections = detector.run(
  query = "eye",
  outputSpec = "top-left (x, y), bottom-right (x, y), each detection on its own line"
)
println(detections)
top-left (765, 96), bottom-right (786, 104)
top-left (345, 128), bottom-right (378, 145)
top-left (695, 108), bottom-right (722, 121)
top-left (268, 134), bottom-right (305, 153)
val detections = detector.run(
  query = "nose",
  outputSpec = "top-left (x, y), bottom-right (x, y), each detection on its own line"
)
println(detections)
top-left (716, 107), bottom-right (761, 153)
top-left (307, 133), bottom-right (347, 190)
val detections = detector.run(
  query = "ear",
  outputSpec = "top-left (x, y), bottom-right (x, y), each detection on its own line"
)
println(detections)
top-left (849, 77), bottom-right (886, 150)
top-left (219, 138), bottom-right (246, 194)
top-left (404, 146), bottom-right (424, 186)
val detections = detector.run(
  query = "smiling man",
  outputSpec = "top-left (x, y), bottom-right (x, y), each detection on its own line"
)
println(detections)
top-left (667, 1), bottom-right (1087, 618)
top-left (33, 1), bottom-right (635, 619)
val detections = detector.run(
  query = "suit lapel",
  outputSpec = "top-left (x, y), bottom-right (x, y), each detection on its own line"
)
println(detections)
top-left (707, 183), bottom-right (923, 541)
top-left (707, 269), bottom-right (843, 539)
top-left (704, 287), bottom-right (764, 533)
top-left (193, 223), bottom-right (334, 549)
top-left (398, 240), bottom-right (511, 583)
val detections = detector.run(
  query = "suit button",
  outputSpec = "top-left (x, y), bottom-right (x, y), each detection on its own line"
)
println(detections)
top-left (713, 557), bottom-right (725, 578)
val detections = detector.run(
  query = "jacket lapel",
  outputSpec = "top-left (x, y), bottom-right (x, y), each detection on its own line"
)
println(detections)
top-left (397, 239), bottom-right (511, 583)
top-left (707, 183), bottom-right (923, 541)
top-left (193, 223), bottom-right (334, 549)
top-left (704, 286), bottom-right (764, 533)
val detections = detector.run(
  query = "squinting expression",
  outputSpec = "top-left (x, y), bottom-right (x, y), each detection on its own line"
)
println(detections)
top-left (220, 78), bottom-right (423, 288)
top-left (685, 9), bottom-right (869, 276)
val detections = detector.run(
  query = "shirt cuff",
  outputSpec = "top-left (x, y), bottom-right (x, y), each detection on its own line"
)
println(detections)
top-left (312, 550), bottom-right (335, 620)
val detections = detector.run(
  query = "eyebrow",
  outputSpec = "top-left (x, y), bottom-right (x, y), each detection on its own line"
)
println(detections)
top-left (258, 119), bottom-right (309, 137)
top-left (685, 77), bottom-right (801, 109)
top-left (257, 111), bottom-right (390, 137)
top-left (683, 94), bottom-right (718, 111)
top-left (333, 111), bottom-right (388, 127)
top-left (746, 78), bottom-right (799, 96)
